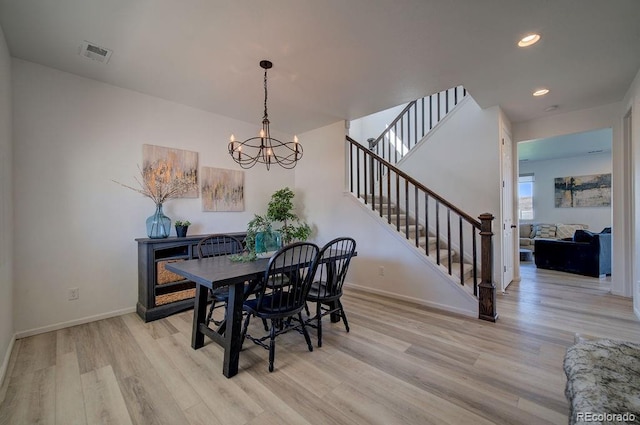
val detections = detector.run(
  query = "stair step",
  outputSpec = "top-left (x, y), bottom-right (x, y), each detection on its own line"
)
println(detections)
top-left (383, 215), bottom-right (415, 227)
top-left (373, 204), bottom-right (398, 214)
top-left (399, 224), bottom-right (425, 235)
top-left (429, 248), bottom-right (454, 260)
top-left (410, 236), bottom-right (437, 248)
top-left (447, 262), bottom-right (475, 280)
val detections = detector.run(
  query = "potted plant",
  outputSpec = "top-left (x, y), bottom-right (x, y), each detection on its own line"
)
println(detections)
top-left (245, 187), bottom-right (311, 257)
top-left (174, 220), bottom-right (191, 237)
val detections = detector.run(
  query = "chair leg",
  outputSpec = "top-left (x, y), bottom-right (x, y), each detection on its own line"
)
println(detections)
top-left (304, 301), bottom-right (310, 317)
top-left (299, 313), bottom-right (313, 352)
top-left (262, 319), bottom-right (269, 331)
top-left (240, 313), bottom-right (251, 348)
top-left (338, 300), bottom-right (350, 333)
top-left (206, 297), bottom-right (217, 325)
top-left (316, 302), bottom-right (323, 348)
top-left (268, 320), bottom-right (276, 372)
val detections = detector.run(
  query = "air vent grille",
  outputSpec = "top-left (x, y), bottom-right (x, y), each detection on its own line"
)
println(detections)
top-left (80, 41), bottom-right (112, 64)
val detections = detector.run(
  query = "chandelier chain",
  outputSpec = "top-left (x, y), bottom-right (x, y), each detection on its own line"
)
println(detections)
top-left (263, 68), bottom-right (268, 121)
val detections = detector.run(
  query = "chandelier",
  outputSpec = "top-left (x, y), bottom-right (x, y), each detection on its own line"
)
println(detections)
top-left (228, 60), bottom-right (302, 170)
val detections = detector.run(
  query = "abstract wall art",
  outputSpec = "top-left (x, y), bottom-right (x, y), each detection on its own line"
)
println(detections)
top-left (554, 173), bottom-right (611, 208)
top-left (201, 166), bottom-right (244, 212)
top-left (142, 144), bottom-right (199, 198)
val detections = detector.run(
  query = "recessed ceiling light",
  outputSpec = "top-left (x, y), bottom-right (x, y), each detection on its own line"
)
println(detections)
top-left (533, 88), bottom-right (550, 97)
top-left (518, 33), bottom-right (541, 47)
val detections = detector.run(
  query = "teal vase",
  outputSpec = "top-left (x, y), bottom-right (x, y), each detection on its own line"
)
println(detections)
top-left (146, 203), bottom-right (171, 239)
top-left (255, 231), bottom-right (282, 257)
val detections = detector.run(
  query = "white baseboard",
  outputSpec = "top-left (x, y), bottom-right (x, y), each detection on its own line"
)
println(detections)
top-left (15, 307), bottom-right (137, 339)
top-left (345, 282), bottom-right (477, 318)
top-left (0, 333), bottom-right (16, 391)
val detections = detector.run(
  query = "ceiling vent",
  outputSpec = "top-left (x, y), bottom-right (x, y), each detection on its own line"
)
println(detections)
top-left (79, 41), bottom-right (112, 64)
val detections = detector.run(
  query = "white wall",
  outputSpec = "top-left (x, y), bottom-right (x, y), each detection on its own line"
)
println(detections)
top-left (349, 103), bottom-right (406, 144)
top-left (0, 24), bottom-right (14, 385)
top-left (620, 66), bottom-right (640, 316)
top-left (398, 97), bottom-right (504, 290)
top-left (12, 59), bottom-right (295, 334)
top-left (296, 121), bottom-right (478, 317)
top-left (519, 152), bottom-right (612, 232)
top-left (512, 102), bottom-right (627, 298)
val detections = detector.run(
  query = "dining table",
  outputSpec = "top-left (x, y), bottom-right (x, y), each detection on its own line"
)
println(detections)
top-left (165, 248), bottom-right (355, 378)
top-left (166, 255), bottom-right (269, 378)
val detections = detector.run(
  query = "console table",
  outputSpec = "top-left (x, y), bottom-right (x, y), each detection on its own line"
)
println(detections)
top-left (136, 233), bottom-right (245, 322)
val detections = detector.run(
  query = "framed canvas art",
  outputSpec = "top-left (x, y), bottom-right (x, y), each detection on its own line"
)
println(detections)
top-left (554, 173), bottom-right (611, 208)
top-left (142, 144), bottom-right (199, 198)
top-left (201, 166), bottom-right (244, 212)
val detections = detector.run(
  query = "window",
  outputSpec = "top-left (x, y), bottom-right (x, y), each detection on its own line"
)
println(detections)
top-left (518, 174), bottom-right (534, 220)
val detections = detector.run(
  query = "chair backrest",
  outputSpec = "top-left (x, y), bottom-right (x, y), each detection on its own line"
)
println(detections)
top-left (197, 234), bottom-right (244, 259)
top-left (313, 237), bottom-right (356, 299)
top-left (254, 242), bottom-right (320, 316)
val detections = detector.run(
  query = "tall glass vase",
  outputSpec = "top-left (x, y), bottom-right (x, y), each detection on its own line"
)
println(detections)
top-left (146, 203), bottom-right (171, 239)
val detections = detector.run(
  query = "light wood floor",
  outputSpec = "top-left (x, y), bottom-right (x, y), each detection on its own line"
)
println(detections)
top-left (1, 263), bottom-right (639, 425)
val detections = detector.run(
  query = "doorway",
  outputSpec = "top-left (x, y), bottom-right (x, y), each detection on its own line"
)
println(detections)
top-left (516, 128), bottom-right (613, 278)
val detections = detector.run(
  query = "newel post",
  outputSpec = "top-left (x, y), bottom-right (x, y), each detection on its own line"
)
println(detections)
top-left (478, 213), bottom-right (497, 322)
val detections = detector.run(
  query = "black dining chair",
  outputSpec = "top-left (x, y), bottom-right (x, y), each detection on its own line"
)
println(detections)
top-left (197, 234), bottom-right (244, 326)
top-left (305, 237), bottom-right (356, 347)
top-left (241, 241), bottom-right (320, 372)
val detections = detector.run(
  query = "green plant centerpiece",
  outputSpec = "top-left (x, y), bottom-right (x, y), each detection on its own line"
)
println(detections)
top-left (232, 187), bottom-right (311, 262)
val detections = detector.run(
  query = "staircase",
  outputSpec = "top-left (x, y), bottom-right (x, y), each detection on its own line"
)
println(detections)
top-left (371, 195), bottom-right (476, 292)
top-left (347, 86), bottom-right (497, 321)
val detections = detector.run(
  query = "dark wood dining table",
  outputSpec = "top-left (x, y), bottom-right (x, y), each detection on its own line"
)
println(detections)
top-left (166, 255), bottom-right (269, 378)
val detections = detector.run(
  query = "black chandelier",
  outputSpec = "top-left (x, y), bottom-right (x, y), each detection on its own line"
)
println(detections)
top-left (228, 60), bottom-right (302, 170)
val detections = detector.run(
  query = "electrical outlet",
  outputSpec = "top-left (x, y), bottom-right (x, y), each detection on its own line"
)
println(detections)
top-left (68, 287), bottom-right (79, 301)
top-left (378, 266), bottom-right (385, 276)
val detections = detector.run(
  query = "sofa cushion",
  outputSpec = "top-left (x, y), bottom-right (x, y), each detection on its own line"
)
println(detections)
top-left (519, 224), bottom-right (534, 238)
top-left (535, 224), bottom-right (557, 239)
top-left (573, 229), bottom-right (596, 243)
top-left (520, 238), bottom-right (533, 247)
top-left (556, 224), bottom-right (588, 240)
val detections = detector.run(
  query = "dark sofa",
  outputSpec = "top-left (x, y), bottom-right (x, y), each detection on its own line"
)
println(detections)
top-left (534, 229), bottom-right (611, 277)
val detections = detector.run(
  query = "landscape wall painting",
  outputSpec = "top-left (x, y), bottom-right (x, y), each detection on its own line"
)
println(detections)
top-left (554, 173), bottom-right (611, 208)
top-left (142, 144), bottom-right (199, 198)
top-left (201, 167), bottom-right (244, 212)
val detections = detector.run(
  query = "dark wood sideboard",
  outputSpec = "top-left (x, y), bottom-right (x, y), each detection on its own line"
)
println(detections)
top-left (136, 233), bottom-right (246, 322)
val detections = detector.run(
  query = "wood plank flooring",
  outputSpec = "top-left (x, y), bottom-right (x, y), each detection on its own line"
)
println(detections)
top-left (1, 263), bottom-right (639, 425)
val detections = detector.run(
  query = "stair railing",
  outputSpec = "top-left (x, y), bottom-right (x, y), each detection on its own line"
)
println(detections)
top-left (347, 135), bottom-right (497, 322)
top-left (369, 86), bottom-right (466, 164)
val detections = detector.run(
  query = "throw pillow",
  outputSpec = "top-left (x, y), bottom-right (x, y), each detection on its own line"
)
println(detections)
top-left (555, 224), bottom-right (587, 240)
top-left (520, 224), bottom-right (533, 238)
top-left (535, 224), bottom-right (557, 239)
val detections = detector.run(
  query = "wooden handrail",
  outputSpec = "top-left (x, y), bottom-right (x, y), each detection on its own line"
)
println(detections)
top-left (347, 135), bottom-right (481, 228)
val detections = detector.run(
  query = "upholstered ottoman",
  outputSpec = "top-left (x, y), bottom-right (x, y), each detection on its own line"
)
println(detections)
top-left (563, 339), bottom-right (640, 424)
